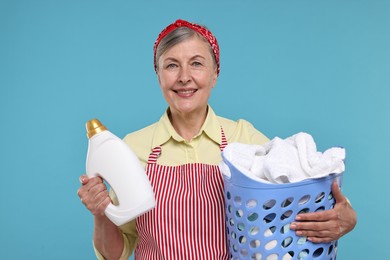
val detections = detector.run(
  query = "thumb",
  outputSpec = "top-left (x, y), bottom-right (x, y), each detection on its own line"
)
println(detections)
top-left (331, 180), bottom-right (346, 203)
top-left (79, 174), bottom-right (89, 185)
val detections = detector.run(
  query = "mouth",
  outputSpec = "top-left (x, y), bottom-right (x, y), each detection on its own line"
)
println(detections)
top-left (174, 89), bottom-right (197, 97)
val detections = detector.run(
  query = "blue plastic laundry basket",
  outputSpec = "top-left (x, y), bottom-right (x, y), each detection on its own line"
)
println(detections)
top-left (222, 154), bottom-right (342, 260)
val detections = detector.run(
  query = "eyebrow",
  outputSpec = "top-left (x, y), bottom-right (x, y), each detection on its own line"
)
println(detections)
top-left (190, 55), bottom-right (206, 60)
top-left (163, 54), bottom-right (206, 63)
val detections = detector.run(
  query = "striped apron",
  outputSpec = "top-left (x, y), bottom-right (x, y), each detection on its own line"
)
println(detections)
top-left (135, 129), bottom-right (229, 259)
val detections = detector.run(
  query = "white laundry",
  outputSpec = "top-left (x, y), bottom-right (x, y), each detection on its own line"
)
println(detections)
top-left (220, 142), bottom-right (267, 181)
top-left (220, 132), bottom-right (345, 184)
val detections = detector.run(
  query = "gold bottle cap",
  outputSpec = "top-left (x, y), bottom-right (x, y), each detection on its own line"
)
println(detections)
top-left (86, 118), bottom-right (108, 138)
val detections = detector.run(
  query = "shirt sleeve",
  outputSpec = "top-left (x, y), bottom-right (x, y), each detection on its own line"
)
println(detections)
top-left (93, 232), bottom-right (134, 260)
top-left (223, 118), bottom-right (270, 145)
top-left (239, 119), bottom-right (270, 145)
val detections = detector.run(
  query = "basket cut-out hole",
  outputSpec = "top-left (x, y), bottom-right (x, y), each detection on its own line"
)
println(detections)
top-left (263, 213), bottom-right (276, 223)
top-left (229, 218), bottom-right (235, 226)
top-left (297, 236), bottom-right (307, 245)
top-left (283, 252), bottom-right (294, 259)
top-left (328, 192), bottom-right (334, 200)
top-left (315, 192), bottom-right (325, 203)
top-left (231, 231), bottom-right (236, 239)
top-left (264, 227), bottom-right (276, 237)
top-left (298, 249), bottom-right (309, 259)
top-left (281, 210), bottom-right (293, 220)
top-left (250, 239), bottom-right (261, 248)
top-left (236, 209), bottom-right (244, 218)
top-left (239, 235), bottom-right (247, 244)
top-left (313, 247), bottom-right (324, 258)
top-left (240, 249), bottom-right (248, 257)
top-left (248, 212), bottom-right (259, 222)
top-left (237, 223), bottom-right (245, 231)
top-left (315, 206), bottom-right (325, 212)
top-left (328, 245), bottom-right (334, 255)
top-left (298, 208), bottom-right (309, 215)
top-left (233, 244), bottom-right (238, 252)
top-left (228, 205), bottom-right (232, 213)
top-left (281, 197), bottom-right (294, 208)
top-left (227, 192), bottom-right (231, 200)
top-left (298, 195), bottom-right (311, 205)
top-left (234, 196), bottom-right (242, 205)
top-left (251, 252), bottom-right (262, 260)
top-left (265, 240), bottom-right (277, 250)
top-left (263, 199), bottom-right (276, 210)
top-left (280, 223), bottom-right (290, 234)
top-left (247, 199), bottom-right (258, 209)
top-left (249, 226), bottom-right (260, 236)
top-left (282, 237), bottom-right (293, 248)
top-left (266, 253), bottom-right (278, 259)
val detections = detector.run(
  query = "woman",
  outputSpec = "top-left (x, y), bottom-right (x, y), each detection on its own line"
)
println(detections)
top-left (77, 19), bottom-right (357, 260)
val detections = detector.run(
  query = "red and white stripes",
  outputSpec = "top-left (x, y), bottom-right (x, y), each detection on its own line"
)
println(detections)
top-left (135, 129), bottom-right (229, 259)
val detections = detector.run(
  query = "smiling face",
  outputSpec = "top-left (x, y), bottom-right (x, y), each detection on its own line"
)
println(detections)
top-left (157, 35), bottom-right (218, 118)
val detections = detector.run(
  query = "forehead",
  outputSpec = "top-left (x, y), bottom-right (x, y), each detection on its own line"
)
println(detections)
top-left (160, 36), bottom-right (212, 59)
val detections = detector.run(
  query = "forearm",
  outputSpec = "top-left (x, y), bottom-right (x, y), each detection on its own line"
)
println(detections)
top-left (93, 215), bottom-right (124, 260)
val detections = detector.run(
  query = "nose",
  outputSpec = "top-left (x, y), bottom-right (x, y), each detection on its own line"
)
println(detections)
top-left (178, 65), bottom-right (191, 85)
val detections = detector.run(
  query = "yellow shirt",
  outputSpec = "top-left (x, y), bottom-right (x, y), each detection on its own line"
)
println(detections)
top-left (94, 106), bottom-right (269, 259)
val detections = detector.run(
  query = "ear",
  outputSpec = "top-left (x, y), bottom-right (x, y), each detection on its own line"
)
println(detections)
top-left (211, 69), bottom-right (218, 88)
top-left (157, 71), bottom-right (162, 86)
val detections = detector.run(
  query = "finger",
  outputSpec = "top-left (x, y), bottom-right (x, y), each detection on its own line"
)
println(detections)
top-left (77, 177), bottom-right (105, 205)
top-left (94, 186), bottom-right (109, 202)
top-left (79, 174), bottom-right (89, 185)
top-left (82, 176), bottom-right (104, 192)
top-left (77, 184), bottom-right (89, 200)
top-left (296, 229), bottom-right (334, 240)
top-left (293, 223), bottom-right (339, 242)
top-left (291, 220), bottom-right (325, 232)
top-left (295, 209), bottom-right (336, 222)
top-left (307, 235), bottom-right (336, 244)
top-left (94, 196), bottom-right (111, 216)
top-left (292, 220), bottom-right (333, 233)
top-left (89, 182), bottom-right (108, 199)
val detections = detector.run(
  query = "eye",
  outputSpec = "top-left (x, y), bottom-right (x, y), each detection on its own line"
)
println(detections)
top-left (192, 61), bottom-right (202, 67)
top-left (166, 63), bottom-right (178, 69)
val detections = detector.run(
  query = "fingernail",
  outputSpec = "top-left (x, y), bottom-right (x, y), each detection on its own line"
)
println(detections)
top-left (290, 223), bottom-right (296, 229)
top-left (79, 176), bottom-right (85, 183)
top-left (295, 215), bottom-right (302, 220)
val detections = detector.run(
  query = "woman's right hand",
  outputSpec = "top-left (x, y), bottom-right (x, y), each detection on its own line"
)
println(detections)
top-left (78, 176), bottom-right (125, 259)
top-left (77, 175), bottom-right (111, 217)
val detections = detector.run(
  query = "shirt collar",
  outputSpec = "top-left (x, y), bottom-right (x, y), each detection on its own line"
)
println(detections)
top-left (152, 106), bottom-right (222, 147)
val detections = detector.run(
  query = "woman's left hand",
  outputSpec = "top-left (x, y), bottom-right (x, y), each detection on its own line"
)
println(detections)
top-left (289, 181), bottom-right (357, 243)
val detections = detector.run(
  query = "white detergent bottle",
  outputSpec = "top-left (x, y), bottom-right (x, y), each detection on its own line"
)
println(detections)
top-left (85, 118), bottom-right (155, 226)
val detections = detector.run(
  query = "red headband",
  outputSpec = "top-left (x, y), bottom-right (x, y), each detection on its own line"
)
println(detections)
top-left (153, 19), bottom-right (220, 75)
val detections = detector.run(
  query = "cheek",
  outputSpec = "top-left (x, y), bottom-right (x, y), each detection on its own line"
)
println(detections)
top-left (157, 72), bottom-right (168, 87)
top-left (158, 75), bottom-right (174, 93)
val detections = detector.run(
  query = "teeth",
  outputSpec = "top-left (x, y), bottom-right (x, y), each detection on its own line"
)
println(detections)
top-left (177, 89), bottom-right (196, 94)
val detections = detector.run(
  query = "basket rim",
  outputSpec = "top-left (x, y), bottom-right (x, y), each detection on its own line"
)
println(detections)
top-left (222, 154), bottom-right (343, 189)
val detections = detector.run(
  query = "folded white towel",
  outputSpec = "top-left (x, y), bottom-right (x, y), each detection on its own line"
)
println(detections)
top-left (220, 142), bottom-right (267, 181)
top-left (221, 132), bottom-right (345, 184)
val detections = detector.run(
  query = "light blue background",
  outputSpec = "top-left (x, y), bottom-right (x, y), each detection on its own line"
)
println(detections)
top-left (1, 0), bottom-right (389, 259)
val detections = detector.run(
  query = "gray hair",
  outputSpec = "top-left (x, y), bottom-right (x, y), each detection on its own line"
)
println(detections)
top-left (155, 27), bottom-right (217, 71)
